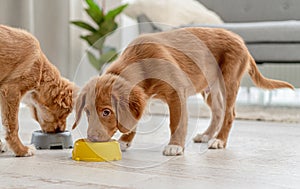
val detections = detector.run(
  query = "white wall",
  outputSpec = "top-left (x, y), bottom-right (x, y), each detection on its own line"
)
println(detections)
top-left (0, 0), bottom-right (123, 84)
top-left (0, 0), bottom-right (32, 31)
top-left (0, 0), bottom-right (72, 78)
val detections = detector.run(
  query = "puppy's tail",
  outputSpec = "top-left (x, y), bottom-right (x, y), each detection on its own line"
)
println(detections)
top-left (248, 55), bottom-right (294, 90)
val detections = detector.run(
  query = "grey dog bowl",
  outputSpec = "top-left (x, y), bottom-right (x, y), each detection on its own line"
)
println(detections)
top-left (31, 130), bottom-right (73, 149)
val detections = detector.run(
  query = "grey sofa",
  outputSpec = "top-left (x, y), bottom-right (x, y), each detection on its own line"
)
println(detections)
top-left (137, 0), bottom-right (300, 87)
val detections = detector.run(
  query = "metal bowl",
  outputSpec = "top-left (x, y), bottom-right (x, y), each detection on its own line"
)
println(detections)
top-left (31, 130), bottom-right (73, 149)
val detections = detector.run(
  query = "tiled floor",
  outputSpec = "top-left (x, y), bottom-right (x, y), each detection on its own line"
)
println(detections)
top-left (1, 108), bottom-right (300, 189)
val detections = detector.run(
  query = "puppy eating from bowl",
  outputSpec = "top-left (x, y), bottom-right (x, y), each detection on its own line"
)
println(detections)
top-left (0, 25), bottom-right (78, 157)
top-left (72, 27), bottom-right (293, 156)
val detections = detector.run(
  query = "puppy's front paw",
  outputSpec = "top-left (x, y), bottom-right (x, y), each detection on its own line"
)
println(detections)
top-left (25, 145), bottom-right (36, 156)
top-left (193, 134), bottom-right (211, 143)
top-left (208, 139), bottom-right (225, 149)
top-left (16, 145), bottom-right (36, 157)
top-left (118, 140), bottom-right (131, 152)
top-left (163, 145), bottom-right (183, 156)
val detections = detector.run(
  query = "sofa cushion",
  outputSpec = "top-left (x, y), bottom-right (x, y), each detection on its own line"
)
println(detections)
top-left (248, 44), bottom-right (300, 62)
top-left (197, 0), bottom-right (300, 22)
top-left (190, 20), bottom-right (300, 43)
top-left (189, 21), bottom-right (300, 62)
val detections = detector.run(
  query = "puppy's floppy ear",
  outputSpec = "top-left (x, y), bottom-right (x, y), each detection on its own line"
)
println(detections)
top-left (113, 85), bottom-right (147, 133)
top-left (129, 86), bottom-right (147, 120)
top-left (54, 80), bottom-right (79, 110)
top-left (72, 85), bottom-right (80, 107)
top-left (72, 91), bottom-right (86, 130)
top-left (54, 90), bottom-right (73, 109)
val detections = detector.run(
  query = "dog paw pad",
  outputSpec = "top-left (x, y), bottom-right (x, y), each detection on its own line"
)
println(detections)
top-left (163, 145), bottom-right (183, 156)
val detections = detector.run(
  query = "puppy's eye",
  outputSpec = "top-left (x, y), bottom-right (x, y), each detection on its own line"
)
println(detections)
top-left (102, 109), bottom-right (111, 117)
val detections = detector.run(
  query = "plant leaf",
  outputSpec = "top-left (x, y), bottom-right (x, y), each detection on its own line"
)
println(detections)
top-left (99, 20), bottom-right (118, 36)
top-left (85, 0), bottom-right (104, 25)
top-left (85, 0), bottom-right (99, 9)
top-left (105, 4), bottom-right (128, 21)
top-left (103, 46), bottom-right (116, 54)
top-left (70, 21), bottom-right (97, 32)
top-left (99, 48), bottom-right (118, 64)
top-left (87, 51), bottom-right (101, 70)
top-left (80, 33), bottom-right (105, 50)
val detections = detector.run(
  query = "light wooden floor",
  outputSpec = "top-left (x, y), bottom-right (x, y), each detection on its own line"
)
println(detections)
top-left (1, 108), bottom-right (300, 189)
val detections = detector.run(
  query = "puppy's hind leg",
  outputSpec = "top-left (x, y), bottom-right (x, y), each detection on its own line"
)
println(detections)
top-left (193, 88), bottom-right (225, 144)
top-left (209, 83), bottom-right (239, 149)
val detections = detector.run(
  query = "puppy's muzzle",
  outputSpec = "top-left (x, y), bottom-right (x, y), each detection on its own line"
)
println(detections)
top-left (87, 134), bottom-right (111, 142)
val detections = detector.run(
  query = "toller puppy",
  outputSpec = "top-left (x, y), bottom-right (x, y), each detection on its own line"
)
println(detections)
top-left (0, 25), bottom-right (77, 157)
top-left (72, 27), bottom-right (293, 156)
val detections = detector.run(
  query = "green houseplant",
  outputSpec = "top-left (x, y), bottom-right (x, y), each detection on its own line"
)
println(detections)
top-left (71, 0), bottom-right (128, 72)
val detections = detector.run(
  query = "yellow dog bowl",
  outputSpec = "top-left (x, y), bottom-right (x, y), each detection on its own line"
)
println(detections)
top-left (72, 139), bottom-right (122, 162)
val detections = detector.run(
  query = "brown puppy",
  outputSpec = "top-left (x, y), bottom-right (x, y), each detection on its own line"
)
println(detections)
top-left (0, 25), bottom-right (78, 156)
top-left (72, 27), bottom-right (293, 156)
